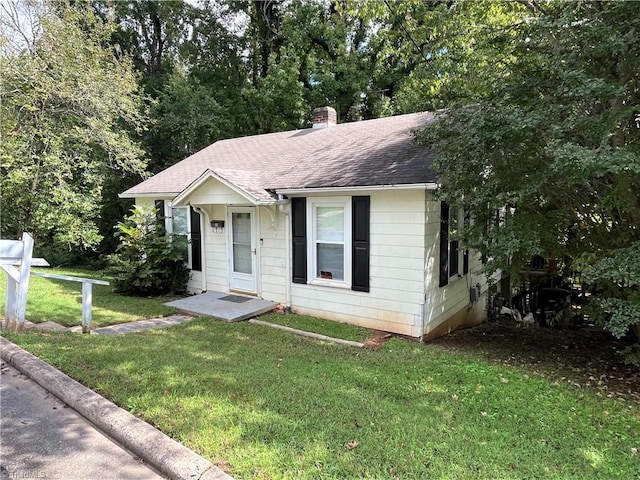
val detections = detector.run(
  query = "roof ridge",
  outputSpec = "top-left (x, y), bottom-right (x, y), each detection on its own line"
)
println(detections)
top-left (214, 111), bottom-right (432, 144)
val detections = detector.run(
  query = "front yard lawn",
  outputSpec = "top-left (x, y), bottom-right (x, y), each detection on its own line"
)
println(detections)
top-left (4, 318), bottom-right (639, 479)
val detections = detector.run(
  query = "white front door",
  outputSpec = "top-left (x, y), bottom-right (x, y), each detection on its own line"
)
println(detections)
top-left (228, 207), bottom-right (258, 293)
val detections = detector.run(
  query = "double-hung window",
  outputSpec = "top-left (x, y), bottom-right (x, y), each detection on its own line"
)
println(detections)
top-left (308, 197), bottom-right (352, 285)
top-left (154, 200), bottom-right (201, 271)
top-left (448, 204), bottom-right (460, 278)
top-left (439, 201), bottom-right (467, 287)
top-left (171, 206), bottom-right (191, 267)
top-left (291, 195), bottom-right (369, 291)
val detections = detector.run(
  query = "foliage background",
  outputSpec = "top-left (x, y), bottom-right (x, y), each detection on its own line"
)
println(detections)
top-left (1, 0), bottom-right (638, 337)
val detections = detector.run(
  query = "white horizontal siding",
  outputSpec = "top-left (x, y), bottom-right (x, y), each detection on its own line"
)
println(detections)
top-left (370, 244), bottom-right (424, 259)
top-left (182, 189), bottom-right (432, 336)
top-left (189, 177), bottom-right (250, 205)
top-left (187, 271), bottom-right (203, 293)
top-left (288, 189), bottom-right (427, 335)
top-left (423, 193), bottom-right (490, 335)
top-left (135, 197), bottom-right (156, 208)
top-left (371, 232), bottom-right (425, 248)
top-left (257, 206), bottom-right (286, 301)
top-left (370, 255), bottom-right (424, 269)
top-left (204, 218), bottom-right (228, 291)
top-left (138, 184), bottom-right (494, 338)
top-left (291, 284), bottom-right (420, 334)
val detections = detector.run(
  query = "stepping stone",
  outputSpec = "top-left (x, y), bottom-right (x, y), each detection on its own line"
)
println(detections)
top-left (27, 321), bottom-right (68, 332)
top-left (92, 315), bottom-right (194, 335)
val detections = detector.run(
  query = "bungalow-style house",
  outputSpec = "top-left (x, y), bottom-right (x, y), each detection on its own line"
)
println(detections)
top-left (120, 107), bottom-right (488, 340)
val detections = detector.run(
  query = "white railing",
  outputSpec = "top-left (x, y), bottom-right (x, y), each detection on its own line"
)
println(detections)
top-left (1, 233), bottom-right (109, 333)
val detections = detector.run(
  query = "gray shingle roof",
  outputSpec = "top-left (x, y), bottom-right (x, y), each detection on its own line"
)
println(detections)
top-left (121, 111), bottom-right (438, 201)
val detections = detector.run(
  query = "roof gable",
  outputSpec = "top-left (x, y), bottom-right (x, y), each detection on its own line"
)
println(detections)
top-left (172, 170), bottom-right (275, 207)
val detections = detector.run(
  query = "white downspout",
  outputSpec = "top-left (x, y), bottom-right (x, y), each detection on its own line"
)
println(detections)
top-left (191, 205), bottom-right (208, 293)
top-left (277, 196), bottom-right (292, 312)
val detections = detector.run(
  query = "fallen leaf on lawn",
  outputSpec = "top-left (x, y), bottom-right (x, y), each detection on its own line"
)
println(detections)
top-left (346, 440), bottom-right (359, 450)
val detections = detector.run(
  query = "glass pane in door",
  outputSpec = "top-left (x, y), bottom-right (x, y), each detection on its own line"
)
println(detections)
top-left (232, 212), bottom-right (252, 274)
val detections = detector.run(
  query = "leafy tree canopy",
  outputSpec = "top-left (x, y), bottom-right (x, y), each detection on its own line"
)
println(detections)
top-left (417, 0), bottom-right (640, 339)
top-left (1, 0), bottom-right (148, 251)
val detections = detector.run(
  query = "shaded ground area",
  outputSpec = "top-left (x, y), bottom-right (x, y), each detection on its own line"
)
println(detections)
top-left (430, 318), bottom-right (640, 404)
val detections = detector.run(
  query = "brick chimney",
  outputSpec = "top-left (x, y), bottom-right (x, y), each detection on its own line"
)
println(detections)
top-left (312, 106), bottom-right (337, 129)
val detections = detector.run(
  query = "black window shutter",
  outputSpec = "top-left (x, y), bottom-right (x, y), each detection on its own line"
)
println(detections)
top-left (154, 200), bottom-right (166, 233)
top-left (154, 199), bottom-right (165, 214)
top-left (352, 196), bottom-right (370, 292)
top-left (439, 201), bottom-right (449, 287)
top-left (190, 207), bottom-right (202, 271)
top-left (463, 210), bottom-right (469, 275)
top-left (481, 215), bottom-right (488, 264)
top-left (463, 249), bottom-right (469, 275)
top-left (291, 197), bottom-right (307, 284)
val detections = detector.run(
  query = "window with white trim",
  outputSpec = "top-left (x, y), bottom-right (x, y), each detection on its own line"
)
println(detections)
top-left (439, 201), bottom-right (467, 287)
top-left (154, 200), bottom-right (201, 271)
top-left (170, 206), bottom-right (192, 268)
top-left (307, 197), bottom-right (352, 286)
top-left (448, 204), bottom-right (460, 278)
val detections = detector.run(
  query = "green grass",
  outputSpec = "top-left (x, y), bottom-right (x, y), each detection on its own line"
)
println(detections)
top-left (4, 319), bottom-right (639, 479)
top-left (0, 268), bottom-right (177, 327)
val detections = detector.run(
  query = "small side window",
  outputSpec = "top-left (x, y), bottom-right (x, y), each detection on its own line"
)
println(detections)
top-left (171, 207), bottom-right (190, 266)
top-left (449, 205), bottom-right (460, 278)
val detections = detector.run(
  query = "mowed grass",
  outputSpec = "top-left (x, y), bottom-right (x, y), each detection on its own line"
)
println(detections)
top-left (0, 268), bottom-right (177, 327)
top-left (4, 318), bottom-right (639, 479)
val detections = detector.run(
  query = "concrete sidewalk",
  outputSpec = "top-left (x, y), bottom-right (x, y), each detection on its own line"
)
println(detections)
top-left (0, 337), bottom-right (233, 480)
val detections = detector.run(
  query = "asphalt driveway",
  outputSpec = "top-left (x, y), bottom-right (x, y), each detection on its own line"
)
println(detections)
top-left (0, 362), bottom-right (163, 480)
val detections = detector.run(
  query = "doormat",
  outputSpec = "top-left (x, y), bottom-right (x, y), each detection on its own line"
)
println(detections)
top-left (219, 294), bottom-right (252, 303)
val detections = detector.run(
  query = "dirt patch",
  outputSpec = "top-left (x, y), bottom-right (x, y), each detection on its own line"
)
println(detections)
top-left (430, 318), bottom-right (640, 404)
top-left (363, 330), bottom-right (393, 350)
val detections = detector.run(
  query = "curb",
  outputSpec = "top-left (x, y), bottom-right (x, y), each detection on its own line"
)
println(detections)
top-left (0, 336), bottom-right (233, 480)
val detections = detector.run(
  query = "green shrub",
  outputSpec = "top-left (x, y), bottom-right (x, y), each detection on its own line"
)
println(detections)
top-left (107, 205), bottom-right (190, 295)
top-left (620, 343), bottom-right (640, 367)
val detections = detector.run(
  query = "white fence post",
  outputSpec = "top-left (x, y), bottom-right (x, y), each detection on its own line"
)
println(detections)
top-left (82, 282), bottom-right (92, 333)
top-left (5, 269), bottom-right (17, 329)
top-left (2, 233), bottom-right (107, 333)
top-left (14, 233), bottom-right (34, 330)
top-left (0, 233), bottom-right (38, 331)
top-left (1, 233), bottom-right (49, 331)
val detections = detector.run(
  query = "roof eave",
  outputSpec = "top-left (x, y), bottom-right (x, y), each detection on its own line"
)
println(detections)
top-left (118, 191), bottom-right (180, 199)
top-left (275, 183), bottom-right (438, 196)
